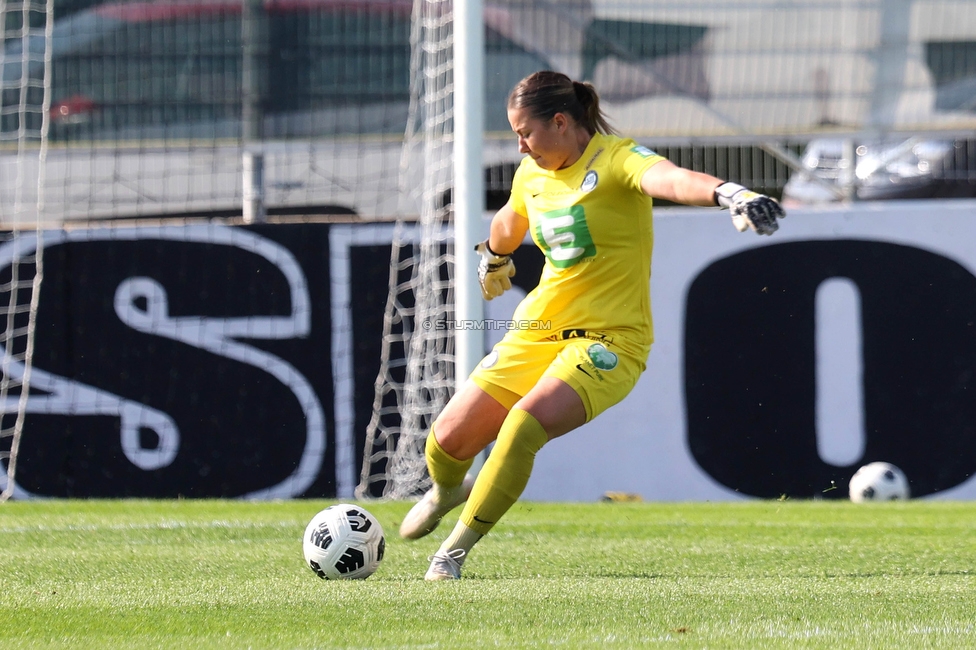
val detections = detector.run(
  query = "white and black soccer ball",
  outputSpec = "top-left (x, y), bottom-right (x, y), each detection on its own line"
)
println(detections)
top-left (303, 504), bottom-right (385, 580)
top-left (848, 462), bottom-right (910, 503)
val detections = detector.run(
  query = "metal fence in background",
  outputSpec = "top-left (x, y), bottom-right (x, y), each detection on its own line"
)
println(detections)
top-left (3, 0), bottom-right (976, 222)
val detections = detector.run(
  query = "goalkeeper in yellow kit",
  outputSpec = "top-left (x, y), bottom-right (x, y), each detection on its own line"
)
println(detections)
top-left (400, 70), bottom-right (785, 580)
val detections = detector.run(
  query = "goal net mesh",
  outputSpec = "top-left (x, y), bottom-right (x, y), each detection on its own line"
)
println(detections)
top-left (0, 0), bottom-right (50, 501)
top-left (356, 0), bottom-right (456, 500)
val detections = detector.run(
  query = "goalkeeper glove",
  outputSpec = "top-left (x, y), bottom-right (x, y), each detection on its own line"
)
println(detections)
top-left (475, 240), bottom-right (515, 301)
top-left (715, 182), bottom-right (785, 236)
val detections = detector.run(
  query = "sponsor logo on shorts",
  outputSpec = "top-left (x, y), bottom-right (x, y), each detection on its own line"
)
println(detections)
top-left (587, 343), bottom-right (618, 370)
top-left (581, 170), bottom-right (599, 193)
top-left (575, 363), bottom-right (594, 379)
top-left (480, 349), bottom-right (499, 369)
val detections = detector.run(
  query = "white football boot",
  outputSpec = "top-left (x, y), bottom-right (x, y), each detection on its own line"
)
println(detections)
top-left (399, 476), bottom-right (475, 540)
top-left (424, 549), bottom-right (466, 581)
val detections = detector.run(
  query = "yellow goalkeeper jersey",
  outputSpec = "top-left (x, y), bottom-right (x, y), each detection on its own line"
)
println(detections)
top-left (509, 133), bottom-right (665, 349)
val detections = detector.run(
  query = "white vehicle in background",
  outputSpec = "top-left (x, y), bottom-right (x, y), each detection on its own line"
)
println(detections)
top-left (781, 136), bottom-right (976, 205)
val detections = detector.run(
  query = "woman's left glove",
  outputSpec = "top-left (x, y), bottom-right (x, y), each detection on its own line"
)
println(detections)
top-left (715, 182), bottom-right (786, 236)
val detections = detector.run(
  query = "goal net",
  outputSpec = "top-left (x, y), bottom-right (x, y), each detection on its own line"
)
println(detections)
top-left (356, 0), bottom-right (456, 499)
top-left (0, 0), bottom-right (51, 501)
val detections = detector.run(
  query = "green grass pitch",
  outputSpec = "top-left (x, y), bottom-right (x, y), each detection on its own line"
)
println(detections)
top-left (2, 499), bottom-right (975, 649)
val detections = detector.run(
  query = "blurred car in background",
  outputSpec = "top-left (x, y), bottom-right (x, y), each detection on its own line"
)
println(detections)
top-left (1, 0), bottom-right (552, 220)
top-left (782, 136), bottom-right (976, 205)
top-left (1, 0), bottom-right (715, 221)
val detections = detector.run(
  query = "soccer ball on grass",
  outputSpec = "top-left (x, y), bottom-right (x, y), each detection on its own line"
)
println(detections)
top-left (848, 462), bottom-right (910, 502)
top-left (303, 504), bottom-right (385, 580)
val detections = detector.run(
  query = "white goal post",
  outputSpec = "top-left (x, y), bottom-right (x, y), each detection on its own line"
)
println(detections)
top-left (453, 0), bottom-right (486, 383)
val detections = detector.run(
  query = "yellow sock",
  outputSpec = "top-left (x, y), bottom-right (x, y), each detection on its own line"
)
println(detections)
top-left (426, 425), bottom-right (473, 488)
top-left (460, 409), bottom-right (548, 536)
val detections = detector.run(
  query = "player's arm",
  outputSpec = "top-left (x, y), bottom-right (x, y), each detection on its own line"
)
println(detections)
top-left (487, 201), bottom-right (528, 254)
top-left (639, 159), bottom-right (723, 206)
top-left (640, 159), bottom-right (785, 236)
top-left (475, 202), bottom-right (527, 300)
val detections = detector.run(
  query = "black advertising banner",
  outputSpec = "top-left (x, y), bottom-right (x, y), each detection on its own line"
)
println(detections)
top-left (4, 205), bottom-right (976, 502)
top-left (2, 223), bottom-right (335, 498)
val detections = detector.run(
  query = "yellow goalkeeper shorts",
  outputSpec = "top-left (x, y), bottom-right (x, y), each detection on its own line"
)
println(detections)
top-left (469, 331), bottom-right (649, 422)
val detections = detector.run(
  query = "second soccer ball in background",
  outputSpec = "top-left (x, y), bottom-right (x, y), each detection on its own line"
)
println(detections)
top-left (848, 462), bottom-right (910, 502)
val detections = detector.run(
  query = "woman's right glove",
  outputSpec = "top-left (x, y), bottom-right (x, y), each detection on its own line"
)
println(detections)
top-left (474, 240), bottom-right (516, 301)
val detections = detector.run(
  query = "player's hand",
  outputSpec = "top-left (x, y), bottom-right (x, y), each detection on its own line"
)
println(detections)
top-left (715, 182), bottom-right (785, 236)
top-left (475, 240), bottom-right (515, 301)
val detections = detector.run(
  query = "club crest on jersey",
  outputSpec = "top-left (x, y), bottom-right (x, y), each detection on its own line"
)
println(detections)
top-left (481, 349), bottom-right (499, 369)
top-left (587, 343), bottom-right (618, 370)
top-left (580, 170), bottom-right (598, 193)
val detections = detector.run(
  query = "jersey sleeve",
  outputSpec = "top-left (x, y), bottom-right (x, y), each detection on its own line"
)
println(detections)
top-left (614, 140), bottom-right (667, 192)
top-left (508, 158), bottom-right (531, 217)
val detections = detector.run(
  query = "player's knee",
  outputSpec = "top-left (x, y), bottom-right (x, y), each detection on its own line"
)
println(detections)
top-left (493, 409), bottom-right (548, 459)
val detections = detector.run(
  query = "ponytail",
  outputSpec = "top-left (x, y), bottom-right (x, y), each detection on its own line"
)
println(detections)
top-left (572, 80), bottom-right (616, 136)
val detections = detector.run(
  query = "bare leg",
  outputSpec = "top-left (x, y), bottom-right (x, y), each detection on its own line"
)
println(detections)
top-left (514, 376), bottom-right (587, 440)
top-left (432, 378), bottom-right (511, 459)
top-left (425, 377), bottom-right (587, 579)
top-left (399, 379), bottom-right (510, 540)
top-left (460, 376), bottom-right (586, 534)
